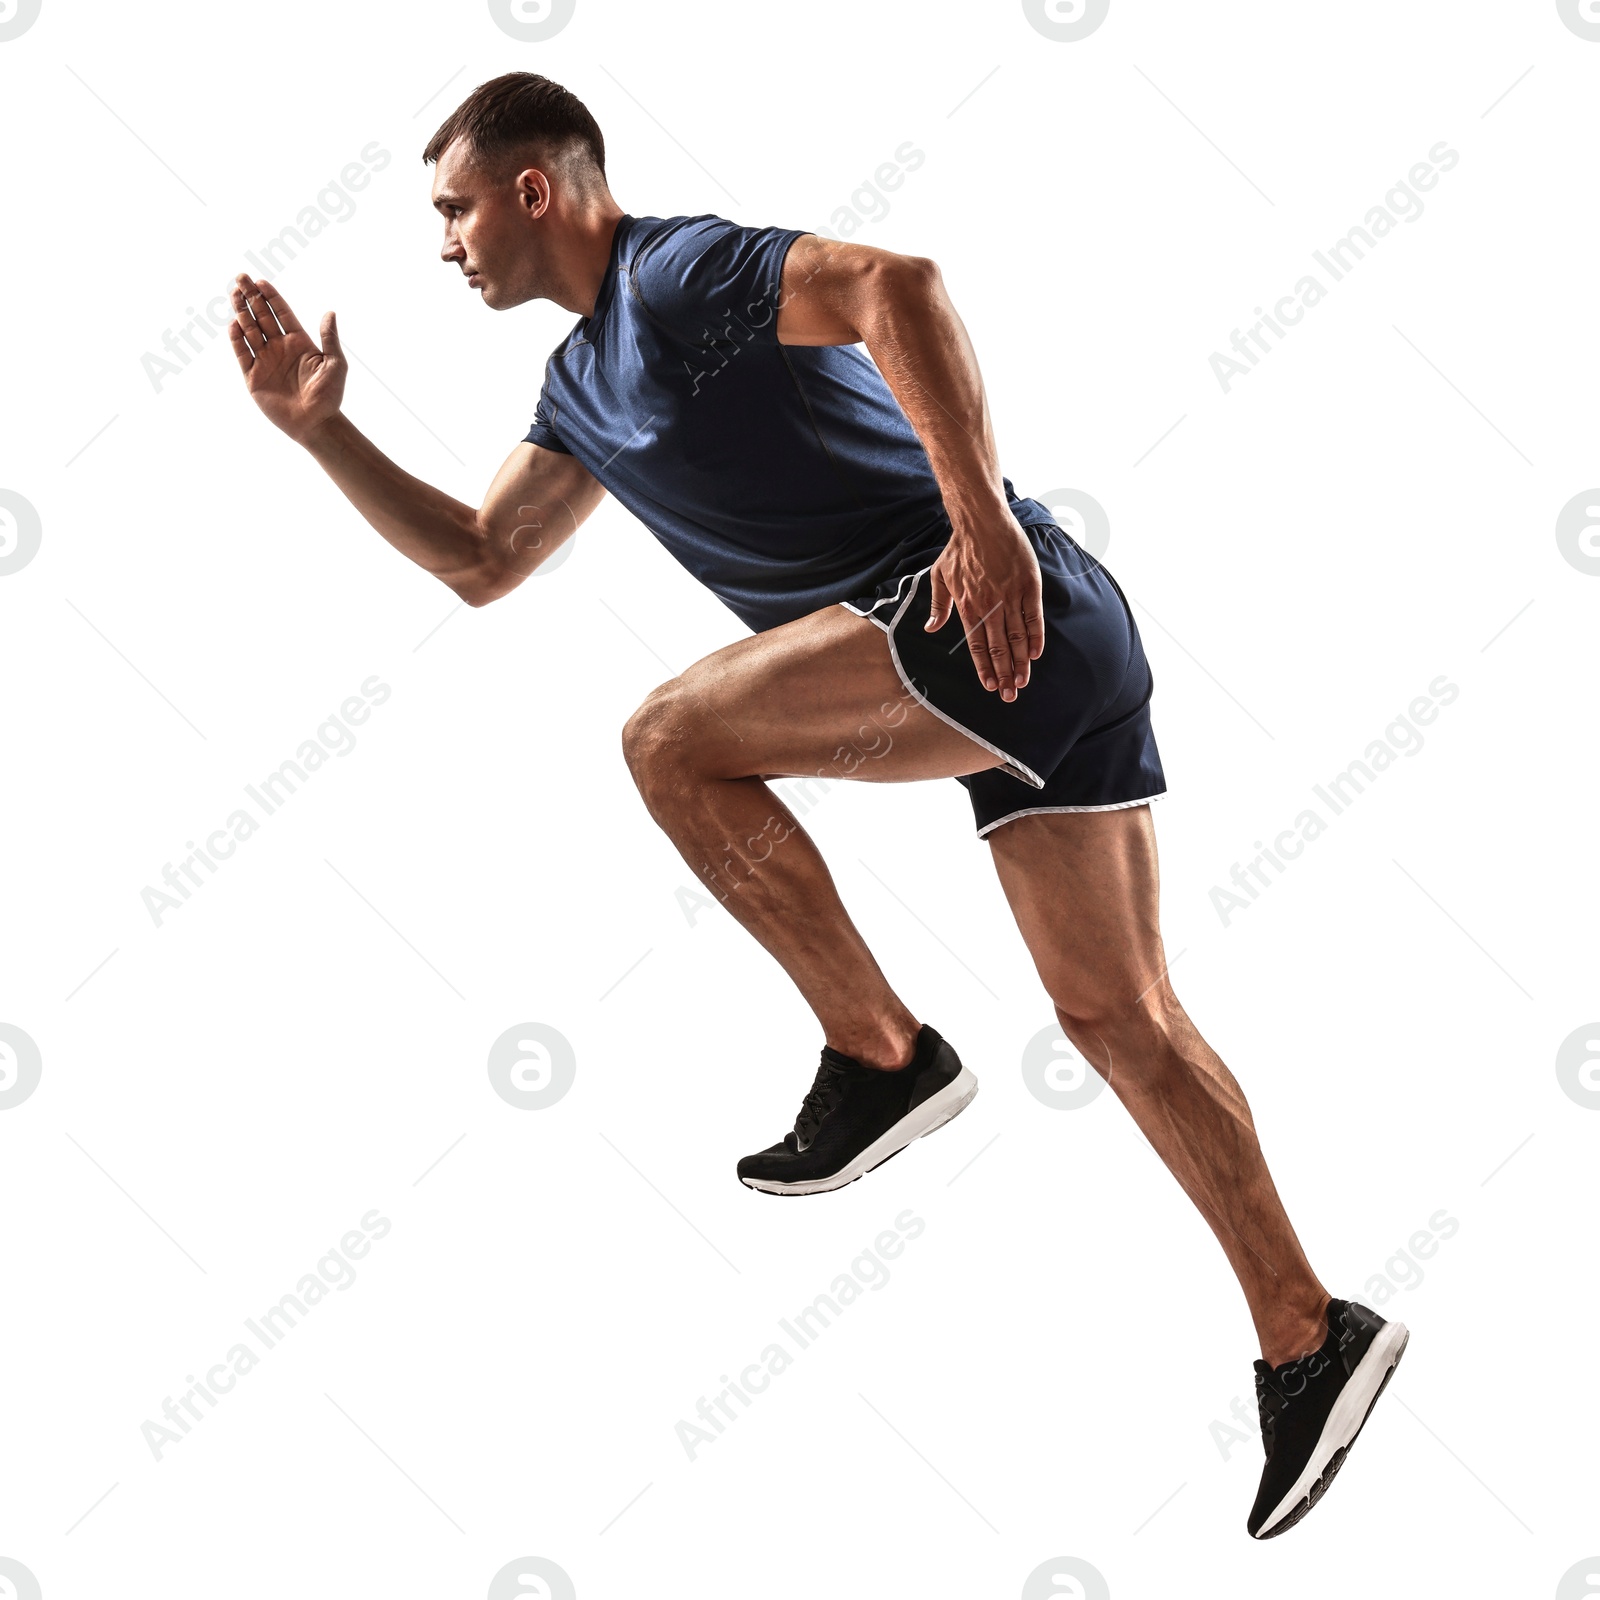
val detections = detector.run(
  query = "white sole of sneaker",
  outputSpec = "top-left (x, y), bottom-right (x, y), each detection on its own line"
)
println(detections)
top-left (740, 1066), bottom-right (979, 1196)
top-left (1254, 1316), bottom-right (1410, 1538)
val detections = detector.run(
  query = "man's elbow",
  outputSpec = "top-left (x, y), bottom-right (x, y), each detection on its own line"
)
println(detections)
top-left (893, 253), bottom-right (942, 294)
top-left (448, 563), bottom-right (505, 608)
top-left (874, 253), bottom-right (944, 322)
top-left (449, 518), bottom-right (517, 606)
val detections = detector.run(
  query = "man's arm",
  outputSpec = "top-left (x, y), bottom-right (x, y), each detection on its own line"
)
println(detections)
top-left (228, 273), bottom-right (606, 606)
top-left (774, 238), bottom-right (1042, 701)
top-left (302, 422), bottom-right (604, 606)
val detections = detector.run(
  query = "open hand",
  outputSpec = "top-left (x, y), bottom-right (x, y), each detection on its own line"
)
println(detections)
top-left (924, 518), bottom-right (1045, 700)
top-left (228, 274), bottom-right (346, 444)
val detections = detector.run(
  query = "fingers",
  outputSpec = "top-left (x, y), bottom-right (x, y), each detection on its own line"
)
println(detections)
top-left (979, 604), bottom-right (1020, 701)
top-left (960, 600), bottom-right (1000, 695)
top-left (227, 318), bottom-right (254, 374)
top-left (959, 591), bottom-right (1044, 699)
top-left (255, 278), bottom-right (306, 339)
top-left (1023, 587), bottom-right (1046, 662)
top-left (932, 565), bottom-right (1011, 696)
top-left (924, 563), bottom-right (951, 631)
top-left (990, 589), bottom-right (1046, 699)
top-left (241, 276), bottom-right (284, 339)
top-left (1005, 606), bottom-right (1038, 693)
top-left (232, 273), bottom-right (284, 350)
top-left (231, 278), bottom-right (269, 354)
top-left (320, 308), bottom-right (344, 364)
top-left (933, 537), bottom-right (1047, 698)
top-left (1005, 584), bottom-right (1046, 695)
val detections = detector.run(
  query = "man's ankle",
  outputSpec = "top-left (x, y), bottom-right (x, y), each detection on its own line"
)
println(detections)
top-left (826, 1019), bottom-right (921, 1071)
top-left (1259, 1292), bottom-right (1333, 1368)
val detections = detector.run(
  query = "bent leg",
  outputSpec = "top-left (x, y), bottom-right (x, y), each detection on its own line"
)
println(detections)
top-left (622, 603), bottom-right (1002, 1069)
top-left (987, 804), bottom-right (1331, 1365)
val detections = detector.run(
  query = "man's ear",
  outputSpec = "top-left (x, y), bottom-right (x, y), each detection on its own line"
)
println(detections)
top-left (516, 168), bottom-right (550, 217)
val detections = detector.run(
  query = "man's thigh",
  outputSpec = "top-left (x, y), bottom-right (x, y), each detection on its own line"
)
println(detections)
top-left (649, 603), bottom-right (1004, 785)
top-left (985, 804), bottom-right (1169, 1013)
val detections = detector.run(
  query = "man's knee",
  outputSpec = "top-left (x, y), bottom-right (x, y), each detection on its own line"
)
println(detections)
top-left (1053, 984), bottom-right (1181, 1082)
top-left (621, 682), bottom-right (699, 797)
top-left (1052, 1000), bottom-right (1117, 1079)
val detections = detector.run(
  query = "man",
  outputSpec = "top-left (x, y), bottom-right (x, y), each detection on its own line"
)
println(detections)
top-left (228, 71), bottom-right (1407, 1539)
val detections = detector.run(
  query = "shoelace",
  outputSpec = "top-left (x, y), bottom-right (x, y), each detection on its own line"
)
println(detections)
top-left (1254, 1328), bottom-right (1338, 1460)
top-left (1253, 1366), bottom-right (1288, 1460)
top-left (794, 1057), bottom-right (854, 1148)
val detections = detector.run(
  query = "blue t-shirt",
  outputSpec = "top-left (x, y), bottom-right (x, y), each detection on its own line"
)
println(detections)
top-left (523, 213), bottom-right (1057, 633)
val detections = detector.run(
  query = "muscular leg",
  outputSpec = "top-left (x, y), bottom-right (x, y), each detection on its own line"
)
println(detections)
top-left (621, 604), bottom-right (1003, 1069)
top-left (987, 805), bottom-right (1331, 1365)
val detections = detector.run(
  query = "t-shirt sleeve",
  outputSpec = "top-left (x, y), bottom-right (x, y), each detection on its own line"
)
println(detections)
top-left (629, 216), bottom-right (812, 348)
top-left (522, 377), bottom-right (571, 453)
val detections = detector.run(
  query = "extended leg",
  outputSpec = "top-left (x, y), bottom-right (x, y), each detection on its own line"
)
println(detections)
top-left (621, 603), bottom-right (1002, 1069)
top-left (987, 805), bottom-right (1330, 1365)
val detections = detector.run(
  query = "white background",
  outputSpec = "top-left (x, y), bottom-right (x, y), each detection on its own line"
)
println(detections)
top-left (1, 1), bottom-right (1595, 1596)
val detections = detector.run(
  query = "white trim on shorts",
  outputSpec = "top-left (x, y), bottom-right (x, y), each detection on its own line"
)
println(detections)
top-left (841, 568), bottom-right (1046, 789)
top-left (839, 566), bottom-right (921, 631)
top-left (975, 791), bottom-right (1166, 839)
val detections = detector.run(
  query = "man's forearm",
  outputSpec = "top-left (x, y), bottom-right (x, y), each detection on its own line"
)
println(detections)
top-left (301, 413), bottom-right (487, 591)
top-left (859, 262), bottom-right (1014, 535)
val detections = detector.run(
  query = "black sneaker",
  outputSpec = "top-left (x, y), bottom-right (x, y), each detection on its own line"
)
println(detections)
top-left (736, 1024), bottom-right (977, 1195)
top-left (1246, 1297), bottom-right (1410, 1539)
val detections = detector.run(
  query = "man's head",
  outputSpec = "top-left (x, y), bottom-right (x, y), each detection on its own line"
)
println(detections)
top-left (423, 72), bottom-right (613, 311)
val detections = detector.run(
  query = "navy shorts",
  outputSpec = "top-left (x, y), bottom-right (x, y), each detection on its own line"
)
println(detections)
top-left (841, 522), bottom-right (1167, 837)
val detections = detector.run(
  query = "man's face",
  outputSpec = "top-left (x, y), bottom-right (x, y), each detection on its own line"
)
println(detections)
top-left (432, 139), bottom-right (547, 310)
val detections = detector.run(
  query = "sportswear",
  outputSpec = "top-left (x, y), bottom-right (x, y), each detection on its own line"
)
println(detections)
top-left (523, 212), bottom-right (1056, 634)
top-left (1247, 1298), bottom-right (1410, 1539)
top-left (736, 1024), bottom-right (977, 1195)
top-left (843, 521), bottom-right (1165, 836)
top-left (525, 212), bottom-right (1165, 834)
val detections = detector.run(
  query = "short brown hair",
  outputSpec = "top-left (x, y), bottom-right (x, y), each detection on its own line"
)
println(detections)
top-left (422, 72), bottom-right (607, 188)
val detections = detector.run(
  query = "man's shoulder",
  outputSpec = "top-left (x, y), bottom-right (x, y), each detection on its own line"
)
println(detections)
top-left (628, 213), bottom-right (804, 272)
top-left (629, 212), bottom-right (733, 269)
top-left (620, 213), bottom-right (812, 347)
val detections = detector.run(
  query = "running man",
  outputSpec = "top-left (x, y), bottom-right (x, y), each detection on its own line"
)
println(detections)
top-left (228, 71), bottom-right (1408, 1538)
